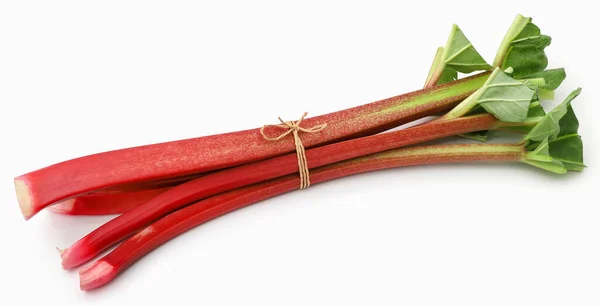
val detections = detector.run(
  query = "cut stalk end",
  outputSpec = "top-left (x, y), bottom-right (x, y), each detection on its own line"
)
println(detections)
top-left (56, 247), bottom-right (68, 269)
top-left (14, 179), bottom-right (34, 220)
top-left (79, 260), bottom-right (115, 291)
top-left (60, 247), bottom-right (73, 269)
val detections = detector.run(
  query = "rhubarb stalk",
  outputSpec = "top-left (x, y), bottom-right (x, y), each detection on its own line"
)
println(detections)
top-left (61, 114), bottom-right (502, 269)
top-left (75, 143), bottom-right (529, 290)
top-left (61, 68), bottom-right (545, 269)
top-left (78, 88), bottom-right (585, 290)
top-left (16, 72), bottom-right (489, 220)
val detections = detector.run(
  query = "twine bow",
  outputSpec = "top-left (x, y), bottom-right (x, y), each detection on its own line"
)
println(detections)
top-left (260, 112), bottom-right (327, 189)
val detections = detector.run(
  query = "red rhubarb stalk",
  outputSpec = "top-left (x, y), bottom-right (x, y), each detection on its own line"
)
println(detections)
top-left (15, 73), bottom-right (489, 220)
top-left (79, 143), bottom-right (526, 290)
top-left (78, 85), bottom-right (587, 289)
top-left (48, 188), bottom-right (171, 215)
top-left (61, 114), bottom-right (504, 269)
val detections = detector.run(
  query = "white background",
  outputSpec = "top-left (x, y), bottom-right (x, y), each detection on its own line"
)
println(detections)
top-left (1, 1), bottom-right (598, 305)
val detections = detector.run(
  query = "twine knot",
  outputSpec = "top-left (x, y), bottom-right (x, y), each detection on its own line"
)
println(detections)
top-left (260, 112), bottom-right (327, 189)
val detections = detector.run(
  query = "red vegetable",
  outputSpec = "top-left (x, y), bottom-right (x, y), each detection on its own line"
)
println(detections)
top-left (15, 73), bottom-right (489, 220)
top-left (61, 114), bottom-right (508, 269)
top-left (79, 143), bottom-right (525, 290)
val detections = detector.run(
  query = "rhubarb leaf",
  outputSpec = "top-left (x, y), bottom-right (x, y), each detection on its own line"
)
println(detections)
top-left (523, 158), bottom-right (567, 174)
top-left (523, 137), bottom-right (566, 174)
top-left (522, 89), bottom-right (584, 173)
top-left (549, 134), bottom-right (585, 171)
top-left (443, 25), bottom-right (492, 73)
top-left (524, 131), bottom-right (584, 174)
top-left (494, 15), bottom-right (551, 78)
top-left (556, 103), bottom-right (579, 137)
top-left (476, 68), bottom-right (535, 122)
top-left (527, 101), bottom-right (546, 117)
top-left (444, 68), bottom-right (535, 122)
top-left (500, 101), bottom-right (546, 134)
top-left (520, 68), bottom-right (566, 101)
top-left (438, 67), bottom-right (458, 84)
top-left (524, 88), bottom-right (581, 142)
top-left (522, 68), bottom-right (566, 90)
top-left (460, 86), bottom-right (543, 140)
top-left (424, 25), bottom-right (491, 87)
top-left (548, 105), bottom-right (584, 171)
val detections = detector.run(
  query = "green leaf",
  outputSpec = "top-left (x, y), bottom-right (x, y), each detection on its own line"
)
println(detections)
top-left (523, 137), bottom-right (566, 174)
top-left (524, 88), bottom-right (581, 142)
top-left (476, 68), bottom-right (535, 122)
top-left (527, 101), bottom-right (546, 117)
top-left (556, 104), bottom-right (579, 137)
top-left (521, 68), bottom-right (566, 90)
top-left (438, 67), bottom-right (458, 84)
top-left (443, 68), bottom-right (535, 122)
top-left (424, 25), bottom-right (491, 87)
top-left (532, 137), bottom-right (550, 156)
top-left (547, 105), bottom-right (584, 171)
top-left (443, 24), bottom-right (492, 73)
top-left (524, 131), bottom-right (584, 174)
top-left (522, 159), bottom-right (567, 174)
top-left (522, 89), bottom-right (585, 173)
top-left (494, 15), bottom-right (551, 78)
top-left (500, 102), bottom-right (546, 134)
top-left (520, 68), bottom-right (566, 100)
top-left (549, 134), bottom-right (585, 171)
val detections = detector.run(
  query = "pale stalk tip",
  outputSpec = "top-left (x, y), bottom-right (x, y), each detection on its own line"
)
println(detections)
top-left (14, 179), bottom-right (34, 220)
top-left (60, 245), bottom-right (95, 271)
top-left (79, 261), bottom-right (115, 291)
top-left (60, 248), bottom-right (71, 270)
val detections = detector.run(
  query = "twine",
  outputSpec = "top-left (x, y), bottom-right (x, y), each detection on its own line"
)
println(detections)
top-left (260, 112), bottom-right (327, 189)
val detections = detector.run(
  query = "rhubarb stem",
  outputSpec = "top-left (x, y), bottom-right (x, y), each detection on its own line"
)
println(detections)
top-left (16, 72), bottom-right (490, 220)
top-left (79, 143), bottom-right (526, 290)
top-left (424, 47), bottom-right (445, 88)
top-left (61, 114), bottom-right (500, 269)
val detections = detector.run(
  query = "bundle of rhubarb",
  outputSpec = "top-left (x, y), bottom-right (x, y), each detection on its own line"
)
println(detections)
top-left (14, 14), bottom-right (585, 290)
